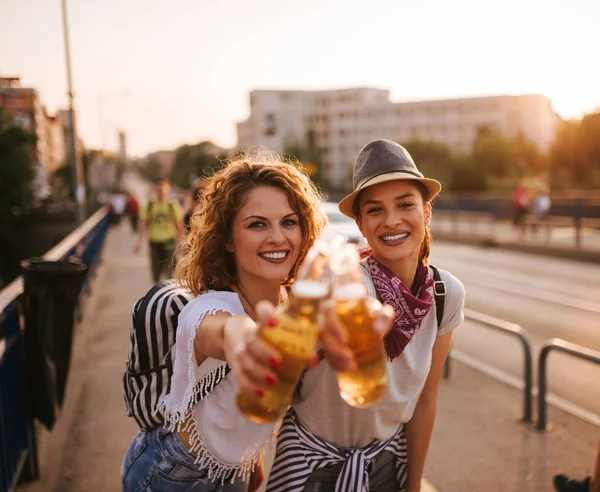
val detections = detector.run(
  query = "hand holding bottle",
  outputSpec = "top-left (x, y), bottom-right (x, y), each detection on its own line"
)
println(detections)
top-left (223, 306), bottom-right (282, 404)
top-left (235, 231), bottom-right (343, 423)
top-left (318, 297), bottom-right (393, 372)
top-left (321, 243), bottom-right (394, 407)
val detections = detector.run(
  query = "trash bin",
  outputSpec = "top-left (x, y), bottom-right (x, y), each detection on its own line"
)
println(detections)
top-left (21, 257), bottom-right (88, 430)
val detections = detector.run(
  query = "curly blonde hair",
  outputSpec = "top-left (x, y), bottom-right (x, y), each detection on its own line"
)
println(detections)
top-left (176, 150), bottom-right (327, 296)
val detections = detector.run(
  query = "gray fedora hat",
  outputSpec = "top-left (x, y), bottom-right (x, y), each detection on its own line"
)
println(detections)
top-left (339, 139), bottom-right (442, 217)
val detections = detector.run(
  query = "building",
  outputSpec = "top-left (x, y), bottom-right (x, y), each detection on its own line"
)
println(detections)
top-left (0, 76), bottom-right (52, 197)
top-left (236, 88), bottom-right (559, 189)
top-left (88, 151), bottom-right (118, 193)
top-left (58, 109), bottom-right (83, 167)
top-left (44, 110), bottom-right (67, 173)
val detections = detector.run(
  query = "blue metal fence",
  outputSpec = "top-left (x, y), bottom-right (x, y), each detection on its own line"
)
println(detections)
top-left (0, 206), bottom-right (110, 492)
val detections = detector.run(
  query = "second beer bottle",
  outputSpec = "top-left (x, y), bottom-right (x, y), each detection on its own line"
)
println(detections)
top-left (331, 244), bottom-right (389, 407)
top-left (236, 231), bottom-right (343, 423)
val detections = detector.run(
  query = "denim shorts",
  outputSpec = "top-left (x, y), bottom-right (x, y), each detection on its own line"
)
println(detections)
top-left (121, 426), bottom-right (246, 492)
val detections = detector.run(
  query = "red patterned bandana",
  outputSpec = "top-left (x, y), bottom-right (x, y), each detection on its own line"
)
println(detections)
top-left (366, 256), bottom-right (434, 361)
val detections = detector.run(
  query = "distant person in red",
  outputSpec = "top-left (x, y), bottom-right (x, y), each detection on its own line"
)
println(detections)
top-left (512, 184), bottom-right (530, 231)
top-left (125, 192), bottom-right (140, 232)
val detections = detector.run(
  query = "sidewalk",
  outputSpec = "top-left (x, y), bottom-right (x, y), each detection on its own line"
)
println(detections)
top-left (426, 361), bottom-right (598, 491)
top-left (18, 223), bottom-right (597, 492)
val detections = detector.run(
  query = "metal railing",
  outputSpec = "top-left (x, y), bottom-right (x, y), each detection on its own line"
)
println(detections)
top-left (536, 338), bottom-right (600, 432)
top-left (433, 209), bottom-right (600, 250)
top-left (0, 205), bottom-right (110, 492)
top-left (445, 308), bottom-right (534, 423)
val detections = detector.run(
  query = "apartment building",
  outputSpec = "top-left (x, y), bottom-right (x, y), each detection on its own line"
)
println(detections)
top-left (0, 77), bottom-right (52, 196)
top-left (236, 88), bottom-right (558, 189)
top-left (44, 111), bottom-right (67, 173)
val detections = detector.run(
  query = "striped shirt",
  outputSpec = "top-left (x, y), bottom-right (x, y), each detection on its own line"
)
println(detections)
top-left (123, 280), bottom-right (193, 430)
top-left (266, 410), bottom-right (407, 492)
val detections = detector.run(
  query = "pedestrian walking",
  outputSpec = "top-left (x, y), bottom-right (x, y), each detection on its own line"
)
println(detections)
top-left (109, 192), bottom-right (126, 226)
top-left (134, 178), bottom-right (184, 283)
top-left (125, 191), bottom-right (140, 233)
top-left (512, 183), bottom-right (530, 231)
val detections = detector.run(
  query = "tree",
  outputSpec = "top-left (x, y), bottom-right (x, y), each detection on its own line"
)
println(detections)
top-left (468, 132), bottom-right (544, 191)
top-left (170, 141), bottom-right (224, 189)
top-left (399, 139), bottom-right (457, 188)
top-left (548, 113), bottom-right (600, 189)
top-left (53, 161), bottom-right (75, 198)
top-left (282, 141), bottom-right (326, 191)
top-left (0, 108), bottom-right (37, 221)
top-left (447, 155), bottom-right (487, 192)
top-left (144, 157), bottom-right (164, 184)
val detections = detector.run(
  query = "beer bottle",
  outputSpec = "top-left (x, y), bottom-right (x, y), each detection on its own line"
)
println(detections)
top-left (331, 244), bottom-right (388, 407)
top-left (236, 232), bottom-right (343, 423)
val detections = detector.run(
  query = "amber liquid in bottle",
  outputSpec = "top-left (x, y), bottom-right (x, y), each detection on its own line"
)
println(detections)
top-left (331, 244), bottom-right (388, 408)
top-left (236, 280), bottom-right (328, 424)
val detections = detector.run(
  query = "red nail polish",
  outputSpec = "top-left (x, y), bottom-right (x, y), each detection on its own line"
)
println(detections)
top-left (267, 318), bottom-right (277, 328)
top-left (269, 357), bottom-right (280, 368)
top-left (256, 388), bottom-right (265, 397)
top-left (266, 375), bottom-right (277, 385)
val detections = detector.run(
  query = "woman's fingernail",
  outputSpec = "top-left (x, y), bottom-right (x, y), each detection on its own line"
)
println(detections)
top-left (307, 355), bottom-right (320, 368)
top-left (269, 357), bottom-right (280, 368)
top-left (256, 388), bottom-right (265, 397)
top-left (267, 318), bottom-right (277, 328)
top-left (266, 375), bottom-right (277, 385)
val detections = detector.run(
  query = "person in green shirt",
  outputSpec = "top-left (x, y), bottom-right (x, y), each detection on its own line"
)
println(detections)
top-left (135, 178), bottom-right (184, 282)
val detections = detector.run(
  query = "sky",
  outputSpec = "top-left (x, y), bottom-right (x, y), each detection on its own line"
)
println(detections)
top-left (1, 0), bottom-right (599, 157)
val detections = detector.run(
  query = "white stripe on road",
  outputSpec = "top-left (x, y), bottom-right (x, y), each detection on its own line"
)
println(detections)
top-left (451, 349), bottom-right (600, 428)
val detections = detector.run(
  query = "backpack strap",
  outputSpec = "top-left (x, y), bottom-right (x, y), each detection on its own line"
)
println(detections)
top-left (429, 264), bottom-right (446, 329)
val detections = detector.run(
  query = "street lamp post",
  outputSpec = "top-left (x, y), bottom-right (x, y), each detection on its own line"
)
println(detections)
top-left (61, 0), bottom-right (86, 224)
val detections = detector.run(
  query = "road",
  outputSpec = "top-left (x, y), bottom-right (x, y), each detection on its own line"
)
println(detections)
top-left (430, 241), bottom-right (600, 419)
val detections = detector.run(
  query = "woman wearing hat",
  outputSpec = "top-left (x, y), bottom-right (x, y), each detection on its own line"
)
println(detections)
top-left (263, 139), bottom-right (465, 491)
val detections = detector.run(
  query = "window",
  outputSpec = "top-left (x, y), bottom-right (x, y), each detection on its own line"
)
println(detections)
top-left (264, 113), bottom-right (276, 137)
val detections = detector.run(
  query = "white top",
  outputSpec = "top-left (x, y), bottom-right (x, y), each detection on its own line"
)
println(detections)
top-left (292, 265), bottom-right (465, 447)
top-left (158, 291), bottom-right (276, 483)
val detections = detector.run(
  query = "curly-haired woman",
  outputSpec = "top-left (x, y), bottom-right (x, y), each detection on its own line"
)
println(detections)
top-left (121, 151), bottom-right (329, 491)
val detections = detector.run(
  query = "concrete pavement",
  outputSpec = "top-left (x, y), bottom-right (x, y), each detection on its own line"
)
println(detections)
top-left (426, 360), bottom-right (598, 491)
